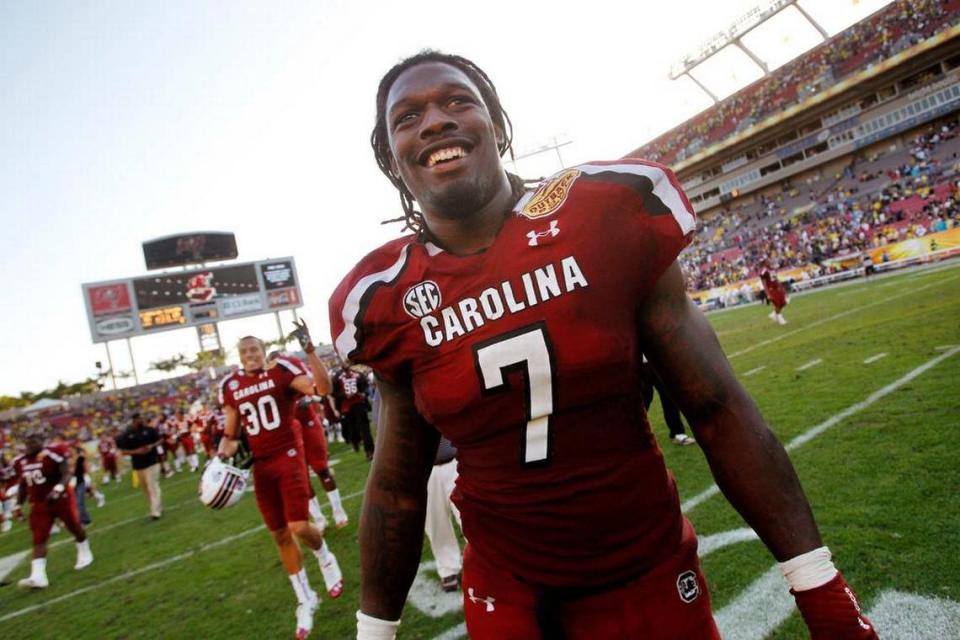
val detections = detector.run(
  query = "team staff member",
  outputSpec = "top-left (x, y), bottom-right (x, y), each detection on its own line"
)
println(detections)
top-left (117, 412), bottom-right (163, 520)
top-left (331, 51), bottom-right (877, 639)
top-left (14, 433), bottom-right (93, 588)
top-left (218, 333), bottom-right (343, 640)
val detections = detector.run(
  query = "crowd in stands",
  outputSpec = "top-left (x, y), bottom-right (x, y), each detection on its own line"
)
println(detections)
top-left (633, 0), bottom-right (959, 166)
top-left (682, 118), bottom-right (960, 291)
top-left (0, 372), bottom-right (219, 451)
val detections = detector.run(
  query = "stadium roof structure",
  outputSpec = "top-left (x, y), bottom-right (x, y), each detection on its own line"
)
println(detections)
top-left (669, 0), bottom-right (829, 103)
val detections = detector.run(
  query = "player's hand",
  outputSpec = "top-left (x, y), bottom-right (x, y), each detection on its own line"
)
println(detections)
top-left (792, 572), bottom-right (878, 639)
top-left (47, 483), bottom-right (65, 504)
top-left (289, 319), bottom-right (314, 353)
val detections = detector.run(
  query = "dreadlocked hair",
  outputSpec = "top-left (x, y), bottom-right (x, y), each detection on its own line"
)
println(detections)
top-left (371, 50), bottom-right (534, 237)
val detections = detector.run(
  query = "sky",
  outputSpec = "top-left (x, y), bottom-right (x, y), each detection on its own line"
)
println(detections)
top-left (0, 0), bottom-right (893, 396)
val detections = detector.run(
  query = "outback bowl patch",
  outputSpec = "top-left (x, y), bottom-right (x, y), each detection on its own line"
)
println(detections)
top-left (519, 169), bottom-right (580, 219)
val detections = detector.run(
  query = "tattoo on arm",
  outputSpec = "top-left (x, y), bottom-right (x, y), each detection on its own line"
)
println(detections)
top-left (638, 262), bottom-right (822, 560)
top-left (359, 375), bottom-right (440, 620)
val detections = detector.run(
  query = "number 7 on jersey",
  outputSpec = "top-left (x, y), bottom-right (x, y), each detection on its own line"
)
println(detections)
top-left (473, 323), bottom-right (556, 466)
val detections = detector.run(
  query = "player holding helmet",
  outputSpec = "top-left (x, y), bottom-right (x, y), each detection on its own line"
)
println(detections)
top-left (217, 331), bottom-right (342, 640)
top-left (330, 50), bottom-right (877, 639)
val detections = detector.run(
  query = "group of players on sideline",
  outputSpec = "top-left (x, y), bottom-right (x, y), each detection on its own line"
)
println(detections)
top-left (1, 45), bottom-right (904, 638)
top-left (0, 344), bottom-right (374, 606)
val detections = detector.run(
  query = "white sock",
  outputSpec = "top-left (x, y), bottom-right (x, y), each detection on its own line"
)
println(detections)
top-left (289, 568), bottom-right (311, 604)
top-left (94, 490), bottom-right (104, 500)
top-left (188, 454), bottom-right (198, 469)
top-left (308, 497), bottom-right (323, 522)
top-left (313, 540), bottom-right (333, 564)
top-left (77, 539), bottom-right (91, 555)
top-left (31, 558), bottom-right (47, 580)
top-left (327, 489), bottom-right (343, 514)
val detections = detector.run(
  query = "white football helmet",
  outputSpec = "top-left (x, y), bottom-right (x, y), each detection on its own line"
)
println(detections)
top-left (199, 458), bottom-right (248, 509)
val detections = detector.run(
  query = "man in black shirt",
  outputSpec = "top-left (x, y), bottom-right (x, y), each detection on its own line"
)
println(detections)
top-left (116, 413), bottom-right (163, 519)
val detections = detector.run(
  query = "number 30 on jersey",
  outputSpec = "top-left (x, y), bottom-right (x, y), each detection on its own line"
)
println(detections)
top-left (238, 395), bottom-right (281, 436)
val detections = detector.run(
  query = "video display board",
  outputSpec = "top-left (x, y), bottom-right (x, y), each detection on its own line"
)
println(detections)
top-left (81, 257), bottom-right (302, 343)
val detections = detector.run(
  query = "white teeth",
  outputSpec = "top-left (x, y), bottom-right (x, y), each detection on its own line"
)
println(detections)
top-left (426, 146), bottom-right (467, 168)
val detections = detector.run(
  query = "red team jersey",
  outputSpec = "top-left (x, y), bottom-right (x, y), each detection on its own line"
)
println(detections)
top-left (12, 445), bottom-right (71, 504)
top-left (330, 160), bottom-right (696, 588)
top-left (218, 357), bottom-right (307, 459)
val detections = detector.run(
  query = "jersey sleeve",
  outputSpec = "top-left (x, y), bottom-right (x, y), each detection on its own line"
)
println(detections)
top-left (273, 356), bottom-right (307, 389)
top-left (218, 374), bottom-right (235, 408)
top-left (577, 159), bottom-right (696, 291)
top-left (328, 239), bottom-right (417, 384)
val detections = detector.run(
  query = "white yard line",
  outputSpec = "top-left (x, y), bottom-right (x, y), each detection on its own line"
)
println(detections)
top-left (725, 275), bottom-right (959, 360)
top-left (681, 346), bottom-right (960, 513)
top-left (864, 352), bottom-right (889, 364)
top-left (795, 358), bottom-right (823, 371)
top-left (744, 366), bottom-right (767, 377)
top-left (935, 345), bottom-right (958, 351)
top-left (0, 487), bottom-right (367, 622)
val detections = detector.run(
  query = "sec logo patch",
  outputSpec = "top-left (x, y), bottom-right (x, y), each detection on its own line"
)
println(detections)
top-left (519, 168), bottom-right (580, 219)
top-left (403, 281), bottom-right (442, 318)
top-left (228, 380), bottom-right (239, 391)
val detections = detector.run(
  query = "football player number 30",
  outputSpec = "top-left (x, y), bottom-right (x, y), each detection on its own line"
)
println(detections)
top-left (238, 396), bottom-right (281, 436)
top-left (474, 325), bottom-right (554, 466)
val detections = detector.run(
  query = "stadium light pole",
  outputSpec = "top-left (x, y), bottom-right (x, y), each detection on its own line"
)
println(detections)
top-left (126, 337), bottom-right (140, 386)
top-left (104, 342), bottom-right (118, 390)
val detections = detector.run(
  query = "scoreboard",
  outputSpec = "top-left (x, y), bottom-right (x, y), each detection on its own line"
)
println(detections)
top-left (81, 257), bottom-right (302, 343)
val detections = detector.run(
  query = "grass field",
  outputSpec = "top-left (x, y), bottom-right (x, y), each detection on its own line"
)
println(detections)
top-left (1, 261), bottom-right (958, 639)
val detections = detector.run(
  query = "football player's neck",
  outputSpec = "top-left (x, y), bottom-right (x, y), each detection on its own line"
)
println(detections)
top-left (422, 178), bottom-right (515, 256)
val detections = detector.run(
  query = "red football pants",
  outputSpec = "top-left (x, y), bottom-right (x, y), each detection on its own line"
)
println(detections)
top-left (462, 519), bottom-right (720, 639)
top-left (30, 488), bottom-right (83, 545)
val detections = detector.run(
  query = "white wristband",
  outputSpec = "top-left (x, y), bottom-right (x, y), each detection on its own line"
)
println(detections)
top-left (356, 611), bottom-right (400, 640)
top-left (778, 545), bottom-right (838, 591)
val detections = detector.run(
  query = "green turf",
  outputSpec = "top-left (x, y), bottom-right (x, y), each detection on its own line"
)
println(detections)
top-left (1, 262), bottom-right (958, 639)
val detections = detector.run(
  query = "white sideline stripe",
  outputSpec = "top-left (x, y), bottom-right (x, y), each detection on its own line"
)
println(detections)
top-left (0, 550), bottom-right (29, 583)
top-left (715, 565), bottom-right (795, 640)
top-left (864, 352), bottom-right (889, 364)
top-left (744, 366), bottom-right (766, 377)
top-left (0, 488), bottom-right (366, 622)
top-left (868, 590), bottom-right (960, 639)
top-left (681, 346), bottom-right (960, 513)
top-left (795, 358), bottom-right (822, 371)
top-left (0, 527), bottom-right (264, 623)
top-left (935, 345), bottom-right (958, 351)
top-left (433, 623), bottom-right (467, 640)
top-left (725, 275), bottom-right (959, 360)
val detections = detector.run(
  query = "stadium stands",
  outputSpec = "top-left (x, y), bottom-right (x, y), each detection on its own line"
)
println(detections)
top-left (632, 0), bottom-right (958, 166)
top-left (681, 117), bottom-right (960, 294)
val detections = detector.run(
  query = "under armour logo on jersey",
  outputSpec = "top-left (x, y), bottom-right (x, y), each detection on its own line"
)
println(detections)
top-left (467, 588), bottom-right (496, 612)
top-left (526, 220), bottom-right (560, 246)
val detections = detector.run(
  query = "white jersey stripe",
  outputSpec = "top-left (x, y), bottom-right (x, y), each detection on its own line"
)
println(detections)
top-left (44, 449), bottom-right (64, 463)
top-left (334, 244), bottom-right (412, 361)
top-left (275, 357), bottom-right (304, 376)
top-left (576, 163), bottom-right (696, 235)
top-left (217, 374), bottom-right (233, 405)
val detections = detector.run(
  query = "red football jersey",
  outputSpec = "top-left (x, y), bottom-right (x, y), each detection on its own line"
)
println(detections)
top-left (219, 358), bottom-right (307, 459)
top-left (98, 438), bottom-right (116, 457)
top-left (334, 369), bottom-right (369, 412)
top-left (13, 445), bottom-right (70, 504)
top-left (329, 160), bottom-right (696, 588)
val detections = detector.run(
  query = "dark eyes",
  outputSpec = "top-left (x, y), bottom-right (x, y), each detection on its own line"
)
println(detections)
top-left (393, 96), bottom-right (474, 128)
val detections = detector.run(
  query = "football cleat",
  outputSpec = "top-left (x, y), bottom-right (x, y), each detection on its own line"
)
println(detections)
top-left (672, 434), bottom-right (696, 446)
top-left (18, 575), bottom-right (49, 589)
top-left (295, 589), bottom-right (319, 639)
top-left (1, 519), bottom-right (11, 533)
top-left (199, 458), bottom-right (249, 510)
top-left (333, 510), bottom-right (349, 529)
top-left (75, 550), bottom-right (94, 570)
top-left (95, 493), bottom-right (106, 508)
top-left (320, 554), bottom-right (344, 599)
